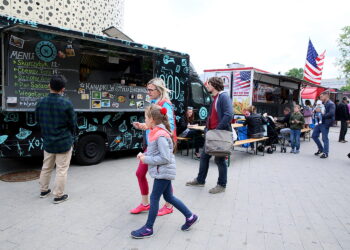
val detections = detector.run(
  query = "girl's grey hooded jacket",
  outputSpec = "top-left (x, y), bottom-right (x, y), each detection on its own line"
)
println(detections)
top-left (143, 124), bottom-right (176, 180)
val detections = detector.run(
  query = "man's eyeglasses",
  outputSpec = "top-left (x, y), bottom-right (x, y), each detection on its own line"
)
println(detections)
top-left (146, 88), bottom-right (157, 92)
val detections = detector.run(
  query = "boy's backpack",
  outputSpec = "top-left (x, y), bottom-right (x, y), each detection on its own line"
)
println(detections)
top-left (157, 99), bottom-right (177, 143)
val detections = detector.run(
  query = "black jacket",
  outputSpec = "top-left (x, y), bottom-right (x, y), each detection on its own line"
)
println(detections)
top-left (177, 116), bottom-right (188, 135)
top-left (243, 113), bottom-right (266, 136)
top-left (321, 100), bottom-right (336, 127)
top-left (337, 102), bottom-right (349, 121)
top-left (277, 113), bottom-right (291, 128)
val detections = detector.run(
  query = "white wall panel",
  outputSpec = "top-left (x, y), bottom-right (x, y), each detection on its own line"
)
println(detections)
top-left (0, 0), bottom-right (124, 35)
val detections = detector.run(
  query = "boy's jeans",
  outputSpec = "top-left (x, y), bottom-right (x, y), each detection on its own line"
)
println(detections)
top-left (290, 129), bottom-right (301, 150)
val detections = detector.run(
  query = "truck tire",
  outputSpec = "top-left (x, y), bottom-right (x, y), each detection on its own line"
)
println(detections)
top-left (75, 134), bottom-right (106, 165)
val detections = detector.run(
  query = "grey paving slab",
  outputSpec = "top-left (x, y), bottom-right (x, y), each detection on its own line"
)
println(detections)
top-left (1, 127), bottom-right (350, 250)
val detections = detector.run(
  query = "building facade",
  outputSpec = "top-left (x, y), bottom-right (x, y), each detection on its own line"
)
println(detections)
top-left (321, 78), bottom-right (348, 89)
top-left (0, 0), bottom-right (124, 35)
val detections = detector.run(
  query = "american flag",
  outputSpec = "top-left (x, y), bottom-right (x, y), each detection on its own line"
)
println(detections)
top-left (303, 40), bottom-right (326, 85)
top-left (233, 71), bottom-right (251, 91)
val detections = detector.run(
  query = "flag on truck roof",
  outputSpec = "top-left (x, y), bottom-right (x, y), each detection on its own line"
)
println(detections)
top-left (303, 40), bottom-right (325, 85)
top-left (233, 71), bottom-right (251, 91)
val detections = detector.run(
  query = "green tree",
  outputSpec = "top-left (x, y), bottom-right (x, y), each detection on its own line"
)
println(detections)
top-left (285, 68), bottom-right (304, 79)
top-left (337, 26), bottom-right (350, 89)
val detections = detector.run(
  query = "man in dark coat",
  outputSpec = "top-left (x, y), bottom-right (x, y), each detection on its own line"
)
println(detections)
top-left (338, 97), bottom-right (350, 143)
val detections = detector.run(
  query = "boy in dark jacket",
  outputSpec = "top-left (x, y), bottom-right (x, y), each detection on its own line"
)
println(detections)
top-left (289, 105), bottom-right (305, 154)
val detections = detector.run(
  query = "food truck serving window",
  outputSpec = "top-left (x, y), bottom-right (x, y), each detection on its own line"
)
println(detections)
top-left (3, 28), bottom-right (153, 111)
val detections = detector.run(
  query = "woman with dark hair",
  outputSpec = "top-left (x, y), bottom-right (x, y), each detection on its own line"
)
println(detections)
top-left (177, 107), bottom-right (202, 158)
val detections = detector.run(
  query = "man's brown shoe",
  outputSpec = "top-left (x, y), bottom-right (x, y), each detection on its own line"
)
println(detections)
top-left (209, 185), bottom-right (226, 194)
top-left (186, 178), bottom-right (205, 187)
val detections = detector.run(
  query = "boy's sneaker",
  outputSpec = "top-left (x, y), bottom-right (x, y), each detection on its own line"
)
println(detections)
top-left (53, 194), bottom-right (69, 204)
top-left (40, 189), bottom-right (51, 198)
top-left (157, 205), bottom-right (173, 216)
top-left (130, 204), bottom-right (150, 214)
top-left (181, 214), bottom-right (199, 231)
top-left (314, 150), bottom-right (322, 156)
top-left (209, 185), bottom-right (225, 194)
top-left (294, 150), bottom-right (300, 154)
top-left (186, 178), bottom-right (204, 187)
top-left (131, 226), bottom-right (153, 239)
top-left (320, 153), bottom-right (328, 159)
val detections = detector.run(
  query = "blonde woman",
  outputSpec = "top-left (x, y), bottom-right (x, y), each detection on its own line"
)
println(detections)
top-left (131, 78), bottom-right (176, 216)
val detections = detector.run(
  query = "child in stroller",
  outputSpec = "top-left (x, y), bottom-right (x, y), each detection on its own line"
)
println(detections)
top-left (262, 114), bottom-right (280, 154)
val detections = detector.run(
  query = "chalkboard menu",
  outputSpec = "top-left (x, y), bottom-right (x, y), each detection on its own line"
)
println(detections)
top-left (4, 29), bottom-right (148, 111)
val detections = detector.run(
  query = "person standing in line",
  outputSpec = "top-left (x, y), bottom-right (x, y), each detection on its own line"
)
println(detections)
top-left (338, 97), bottom-right (350, 143)
top-left (131, 105), bottom-right (198, 239)
top-left (303, 100), bottom-right (313, 128)
top-left (289, 105), bottom-right (305, 154)
top-left (312, 92), bottom-right (336, 159)
top-left (186, 77), bottom-right (233, 194)
top-left (130, 78), bottom-right (176, 216)
top-left (36, 75), bottom-right (76, 204)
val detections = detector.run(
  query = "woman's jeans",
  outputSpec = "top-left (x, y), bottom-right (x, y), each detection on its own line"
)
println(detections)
top-left (146, 179), bottom-right (192, 229)
top-left (290, 129), bottom-right (301, 150)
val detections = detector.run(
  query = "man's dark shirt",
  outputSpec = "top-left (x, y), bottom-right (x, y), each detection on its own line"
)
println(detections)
top-left (35, 93), bottom-right (76, 153)
top-left (277, 113), bottom-right (291, 128)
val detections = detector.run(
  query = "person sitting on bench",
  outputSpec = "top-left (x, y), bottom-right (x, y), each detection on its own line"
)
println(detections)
top-left (243, 105), bottom-right (266, 150)
top-left (275, 107), bottom-right (291, 143)
top-left (177, 106), bottom-right (202, 158)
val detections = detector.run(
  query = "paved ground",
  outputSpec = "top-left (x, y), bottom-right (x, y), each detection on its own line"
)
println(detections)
top-left (0, 127), bottom-right (350, 250)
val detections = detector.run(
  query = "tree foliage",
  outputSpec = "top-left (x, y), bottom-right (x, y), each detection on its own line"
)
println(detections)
top-left (340, 85), bottom-right (350, 91)
top-left (337, 26), bottom-right (350, 85)
top-left (285, 68), bottom-right (304, 79)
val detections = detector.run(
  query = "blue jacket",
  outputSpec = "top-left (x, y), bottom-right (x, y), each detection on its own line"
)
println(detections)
top-left (322, 99), bottom-right (335, 127)
top-left (206, 91), bottom-right (233, 131)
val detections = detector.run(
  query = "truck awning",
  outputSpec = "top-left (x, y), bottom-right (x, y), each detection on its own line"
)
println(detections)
top-left (254, 72), bottom-right (329, 90)
top-left (254, 72), bottom-right (303, 89)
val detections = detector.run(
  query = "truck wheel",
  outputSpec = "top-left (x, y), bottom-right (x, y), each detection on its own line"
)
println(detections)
top-left (75, 134), bottom-right (106, 165)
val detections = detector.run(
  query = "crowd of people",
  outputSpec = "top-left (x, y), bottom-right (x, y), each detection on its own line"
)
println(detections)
top-left (35, 74), bottom-right (344, 239)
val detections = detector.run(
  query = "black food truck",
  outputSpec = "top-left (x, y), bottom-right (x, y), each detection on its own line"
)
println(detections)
top-left (0, 15), bottom-right (212, 165)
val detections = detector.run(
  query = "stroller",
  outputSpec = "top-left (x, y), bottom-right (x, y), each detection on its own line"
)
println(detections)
top-left (260, 116), bottom-right (284, 154)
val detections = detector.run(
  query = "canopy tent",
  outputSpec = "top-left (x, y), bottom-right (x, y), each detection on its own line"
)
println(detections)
top-left (301, 86), bottom-right (335, 100)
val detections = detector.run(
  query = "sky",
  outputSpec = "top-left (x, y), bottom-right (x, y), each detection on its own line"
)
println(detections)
top-left (124, 0), bottom-right (349, 79)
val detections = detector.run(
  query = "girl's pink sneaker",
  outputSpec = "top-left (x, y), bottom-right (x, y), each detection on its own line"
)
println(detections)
top-left (130, 204), bottom-right (150, 214)
top-left (157, 205), bottom-right (173, 216)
